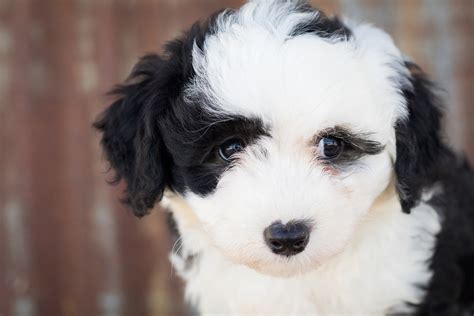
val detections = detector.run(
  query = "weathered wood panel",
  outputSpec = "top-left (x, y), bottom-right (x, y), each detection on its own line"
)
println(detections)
top-left (0, 1), bottom-right (472, 315)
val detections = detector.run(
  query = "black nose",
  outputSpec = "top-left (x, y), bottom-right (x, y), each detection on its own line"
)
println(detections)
top-left (263, 221), bottom-right (310, 256)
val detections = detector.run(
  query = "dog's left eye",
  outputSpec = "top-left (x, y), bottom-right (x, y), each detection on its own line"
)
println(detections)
top-left (218, 138), bottom-right (245, 162)
top-left (318, 137), bottom-right (344, 160)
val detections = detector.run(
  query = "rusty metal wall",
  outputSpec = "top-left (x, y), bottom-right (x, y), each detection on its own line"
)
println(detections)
top-left (0, 1), bottom-right (472, 316)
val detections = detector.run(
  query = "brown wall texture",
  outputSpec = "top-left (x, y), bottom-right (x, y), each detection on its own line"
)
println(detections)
top-left (0, 1), bottom-right (472, 315)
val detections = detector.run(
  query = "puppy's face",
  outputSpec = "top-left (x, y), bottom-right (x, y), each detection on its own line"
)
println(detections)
top-left (182, 32), bottom-right (401, 275)
top-left (95, 1), bottom-right (445, 277)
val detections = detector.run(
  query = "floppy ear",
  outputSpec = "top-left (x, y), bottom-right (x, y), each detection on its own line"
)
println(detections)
top-left (94, 55), bottom-right (174, 217)
top-left (395, 62), bottom-right (451, 213)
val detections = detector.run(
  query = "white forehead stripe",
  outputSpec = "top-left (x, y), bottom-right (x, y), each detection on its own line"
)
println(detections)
top-left (187, 1), bottom-right (409, 128)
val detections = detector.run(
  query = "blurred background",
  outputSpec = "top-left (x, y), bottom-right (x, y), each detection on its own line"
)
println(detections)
top-left (0, 0), bottom-right (472, 315)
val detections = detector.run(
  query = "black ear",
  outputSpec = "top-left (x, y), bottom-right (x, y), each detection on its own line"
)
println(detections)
top-left (395, 62), bottom-right (451, 213)
top-left (94, 55), bottom-right (174, 217)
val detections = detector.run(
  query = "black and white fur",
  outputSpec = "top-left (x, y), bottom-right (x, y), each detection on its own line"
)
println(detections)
top-left (94, 1), bottom-right (474, 314)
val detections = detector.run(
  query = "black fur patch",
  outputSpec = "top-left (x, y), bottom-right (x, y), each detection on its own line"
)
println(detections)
top-left (160, 110), bottom-right (267, 197)
top-left (395, 62), bottom-right (452, 213)
top-left (284, 1), bottom-right (351, 40)
top-left (93, 54), bottom-right (173, 216)
top-left (394, 62), bottom-right (474, 313)
top-left (94, 13), bottom-right (224, 216)
top-left (415, 158), bottom-right (474, 315)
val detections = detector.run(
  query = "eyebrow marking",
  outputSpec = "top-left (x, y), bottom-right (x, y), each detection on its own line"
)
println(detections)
top-left (316, 126), bottom-right (385, 164)
top-left (197, 116), bottom-right (269, 165)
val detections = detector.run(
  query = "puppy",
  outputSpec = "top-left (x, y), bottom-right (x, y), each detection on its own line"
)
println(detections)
top-left (94, 1), bottom-right (474, 314)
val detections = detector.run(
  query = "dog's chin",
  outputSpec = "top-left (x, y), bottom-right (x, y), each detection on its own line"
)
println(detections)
top-left (252, 263), bottom-right (320, 278)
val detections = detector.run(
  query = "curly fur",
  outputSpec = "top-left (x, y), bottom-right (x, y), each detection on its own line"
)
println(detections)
top-left (95, 1), bottom-right (474, 314)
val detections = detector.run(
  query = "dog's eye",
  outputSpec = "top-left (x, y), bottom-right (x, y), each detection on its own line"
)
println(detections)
top-left (318, 137), bottom-right (344, 160)
top-left (218, 138), bottom-right (245, 162)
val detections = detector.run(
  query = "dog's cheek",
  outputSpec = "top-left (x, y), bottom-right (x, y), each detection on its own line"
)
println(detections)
top-left (183, 171), bottom-right (279, 266)
top-left (340, 153), bottom-right (393, 204)
top-left (309, 154), bottom-right (394, 256)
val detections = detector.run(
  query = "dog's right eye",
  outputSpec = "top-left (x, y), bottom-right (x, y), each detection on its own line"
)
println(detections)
top-left (318, 137), bottom-right (345, 160)
top-left (218, 138), bottom-right (245, 162)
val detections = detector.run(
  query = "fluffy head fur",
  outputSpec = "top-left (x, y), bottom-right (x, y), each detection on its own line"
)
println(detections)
top-left (94, 0), bottom-right (473, 314)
